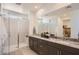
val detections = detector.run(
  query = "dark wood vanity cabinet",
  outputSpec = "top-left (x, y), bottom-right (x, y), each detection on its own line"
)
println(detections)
top-left (29, 37), bottom-right (59, 55)
top-left (29, 37), bottom-right (33, 50)
top-left (29, 37), bottom-right (38, 53)
top-left (59, 45), bottom-right (79, 55)
top-left (37, 39), bottom-right (59, 55)
top-left (29, 36), bottom-right (79, 55)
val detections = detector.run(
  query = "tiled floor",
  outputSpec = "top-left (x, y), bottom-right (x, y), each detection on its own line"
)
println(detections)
top-left (10, 47), bottom-right (37, 55)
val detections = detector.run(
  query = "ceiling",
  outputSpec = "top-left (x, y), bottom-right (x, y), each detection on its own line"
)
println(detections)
top-left (45, 3), bottom-right (79, 17)
top-left (2, 3), bottom-right (72, 17)
top-left (22, 3), bottom-right (56, 12)
top-left (22, 3), bottom-right (71, 17)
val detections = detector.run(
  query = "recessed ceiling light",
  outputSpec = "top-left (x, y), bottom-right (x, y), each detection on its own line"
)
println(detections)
top-left (34, 6), bottom-right (38, 9)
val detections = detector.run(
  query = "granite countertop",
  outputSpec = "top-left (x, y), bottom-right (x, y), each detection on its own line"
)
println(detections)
top-left (30, 35), bottom-right (79, 49)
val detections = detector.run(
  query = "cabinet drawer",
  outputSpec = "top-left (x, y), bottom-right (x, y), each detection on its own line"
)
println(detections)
top-left (60, 50), bottom-right (79, 55)
top-left (38, 40), bottom-right (59, 55)
top-left (59, 45), bottom-right (79, 54)
top-left (46, 46), bottom-right (59, 55)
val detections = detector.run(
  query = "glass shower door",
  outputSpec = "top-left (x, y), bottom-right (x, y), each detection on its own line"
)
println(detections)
top-left (2, 14), bottom-right (19, 54)
top-left (18, 17), bottom-right (29, 48)
top-left (0, 8), bottom-right (29, 54)
top-left (9, 17), bottom-right (19, 52)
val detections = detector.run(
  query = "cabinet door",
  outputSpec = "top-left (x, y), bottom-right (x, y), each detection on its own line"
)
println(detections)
top-left (37, 39), bottom-right (48, 55)
top-left (38, 43), bottom-right (50, 54)
top-left (38, 39), bottom-right (59, 55)
top-left (29, 37), bottom-right (34, 50)
top-left (59, 44), bottom-right (79, 55)
top-left (33, 39), bottom-right (38, 52)
top-left (43, 40), bottom-right (59, 55)
top-left (38, 44), bottom-right (59, 55)
top-left (47, 46), bottom-right (59, 55)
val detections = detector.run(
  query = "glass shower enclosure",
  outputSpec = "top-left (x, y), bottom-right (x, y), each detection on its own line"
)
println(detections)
top-left (0, 4), bottom-right (29, 55)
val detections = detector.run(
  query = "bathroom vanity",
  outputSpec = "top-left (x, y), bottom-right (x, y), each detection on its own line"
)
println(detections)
top-left (29, 35), bottom-right (79, 55)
